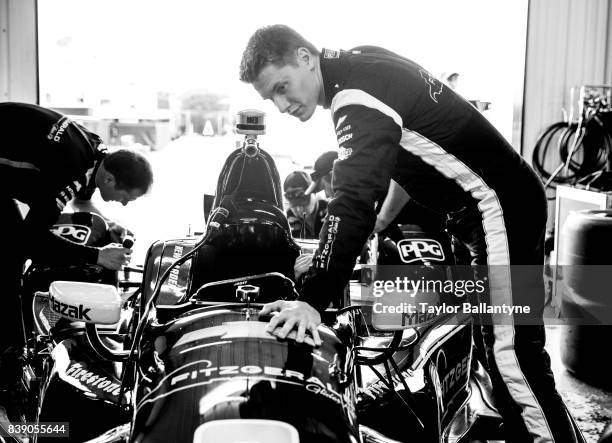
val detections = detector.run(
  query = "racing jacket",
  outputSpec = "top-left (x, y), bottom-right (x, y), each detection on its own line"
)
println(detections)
top-left (0, 102), bottom-right (106, 264)
top-left (299, 47), bottom-right (545, 311)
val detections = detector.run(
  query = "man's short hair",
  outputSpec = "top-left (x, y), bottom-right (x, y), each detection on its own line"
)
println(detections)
top-left (103, 149), bottom-right (153, 193)
top-left (239, 24), bottom-right (320, 83)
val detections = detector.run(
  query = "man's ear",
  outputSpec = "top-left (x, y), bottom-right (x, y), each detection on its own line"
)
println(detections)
top-left (296, 47), bottom-right (315, 69)
top-left (102, 169), bottom-right (116, 186)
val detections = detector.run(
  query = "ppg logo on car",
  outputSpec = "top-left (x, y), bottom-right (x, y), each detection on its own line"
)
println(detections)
top-left (51, 224), bottom-right (91, 244)
top-left (397, 239), bottom-right (445, 264)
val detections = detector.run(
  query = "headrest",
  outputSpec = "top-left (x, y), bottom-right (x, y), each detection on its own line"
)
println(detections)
top-left (212, 148), bottom-right (283, 210)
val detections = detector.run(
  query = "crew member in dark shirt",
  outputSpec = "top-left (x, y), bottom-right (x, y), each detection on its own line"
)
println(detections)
top-left (284, 170), bottom-right (328, 239)
top-left (0, 102), bottom-right (153, 354)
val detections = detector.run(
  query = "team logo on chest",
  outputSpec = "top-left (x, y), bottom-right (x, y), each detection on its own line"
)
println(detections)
top-left (419, 69), bottom-right (444, 103)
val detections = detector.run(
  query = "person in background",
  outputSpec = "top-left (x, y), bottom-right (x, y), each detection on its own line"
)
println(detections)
top-left (0, 102), bottom-right (153, 363)
top-left (284, 170), bottom-right (328, 239)
top-left (445, 72), bottom-right (460, 90)
top-left (304, 151), bottom-right (337, 199)
top-left (239, 25), bottom-right (582, 442)
top-left (283, 170), bottom-right (328, 281)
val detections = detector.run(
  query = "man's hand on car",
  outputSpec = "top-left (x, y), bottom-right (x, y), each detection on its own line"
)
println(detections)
top-left (260, 300), bottom-right (322, 346)
top-left (97, 243), bottom-right (132, 270)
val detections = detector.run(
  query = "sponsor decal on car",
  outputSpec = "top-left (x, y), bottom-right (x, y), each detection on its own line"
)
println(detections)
top-left (65, 362), bottom-right (121, 397)
top-left (167, 245), bottom-right (184, 287)
top-left (50, 224), bottom-right (92, 244)
top-left (137, 359), bottom-right (344, 409)
top-left (50, 295), bottom-right (92, 321)
top-left (397, 239), bottom-right (445, 264)
top-left (431, 349), bottom-right (469, 415)
top-left (439, 352), bottom-right (469, 399)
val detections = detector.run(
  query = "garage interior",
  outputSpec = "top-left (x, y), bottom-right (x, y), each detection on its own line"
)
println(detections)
top-left (1, 0), bottom-right (611, 442)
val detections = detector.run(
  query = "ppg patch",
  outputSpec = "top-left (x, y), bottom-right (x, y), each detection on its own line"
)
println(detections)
top-left (51, 224), bottom-right (92, 244)
top-left (397, 238), bottom-right (445, 264)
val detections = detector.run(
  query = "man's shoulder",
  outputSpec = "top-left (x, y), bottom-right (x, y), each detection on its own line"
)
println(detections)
top-left (336, 47), bottom-right (421, 95)
top-left (0, 102), bottom-right (61, 118)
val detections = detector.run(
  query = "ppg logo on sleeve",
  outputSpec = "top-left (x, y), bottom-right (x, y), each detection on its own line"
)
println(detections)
top-left (397, 239), bottom-right (445, 264)
top-left (50, 224), bottom-right (92, 244)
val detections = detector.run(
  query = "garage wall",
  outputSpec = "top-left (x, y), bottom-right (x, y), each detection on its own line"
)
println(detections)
top-left (522, 0), bottom-right (612, 160)
top-left (0, 0), bottom-right (37, 103)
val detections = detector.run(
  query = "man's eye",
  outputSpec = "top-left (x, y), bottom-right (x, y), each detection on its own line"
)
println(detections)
top-left (276, 84), bottom-right (286, 94)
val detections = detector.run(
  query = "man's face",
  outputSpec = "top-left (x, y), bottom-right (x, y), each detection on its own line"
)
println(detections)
top-left (253, 54), bottom-right (320, 122)
top-left (285, 187), bottom-right (315, 215)
top-left (99, 180), bottom-right (144, 206)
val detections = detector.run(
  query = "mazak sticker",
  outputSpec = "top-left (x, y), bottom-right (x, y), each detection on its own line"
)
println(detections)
top-left (397, 239), bottom-right (445, 264)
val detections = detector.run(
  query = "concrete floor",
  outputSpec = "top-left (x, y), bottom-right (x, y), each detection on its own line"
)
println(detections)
top-left (95, 135), bottom-right (612, 442)
top-left (545, 325), bottom-right (612, 442)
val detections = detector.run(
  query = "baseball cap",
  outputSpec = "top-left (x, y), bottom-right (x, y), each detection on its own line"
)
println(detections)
top-left (305, 151), bottom-right (338, 195)
top-left (283, 171), bottom-right (312, 201)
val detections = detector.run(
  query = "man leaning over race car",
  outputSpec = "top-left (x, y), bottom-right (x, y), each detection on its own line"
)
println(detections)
top-left (0, 102), bottom-right (153, 355)
top-left (239, 25), bottom-right (581, 443)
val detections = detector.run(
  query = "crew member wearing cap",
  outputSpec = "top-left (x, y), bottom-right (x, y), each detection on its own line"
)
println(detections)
top-left (284, 170), bottom-right (328, 239)
top-left (284, 170), bottom-right (329, 283)
top-left (304, 151), bottom-right (337, 198)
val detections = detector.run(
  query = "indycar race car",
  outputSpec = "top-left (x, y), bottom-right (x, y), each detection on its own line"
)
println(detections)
top-left (2, 110), bottom-right (583, 443)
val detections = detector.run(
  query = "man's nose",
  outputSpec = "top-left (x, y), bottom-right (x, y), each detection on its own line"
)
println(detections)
top-left (273, 96), bottom-right (290, 113)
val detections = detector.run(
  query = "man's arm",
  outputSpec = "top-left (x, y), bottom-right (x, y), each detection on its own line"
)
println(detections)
top-left (70, 197), bottom-right (103, 217)
top-left (24, 196), bottom-right (130, 270)
top-left (24, 198), bottom-right (100, 264)
top-left (71, 196), bottom-right (130, 243)
top-left (299, 103), bottom-right (401, 312)
top-left (262, 103), bottom-right (401, 345)
top-left (374, 179), bottom-right (411, 233)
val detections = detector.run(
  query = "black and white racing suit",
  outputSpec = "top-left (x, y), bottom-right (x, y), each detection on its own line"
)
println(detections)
top-left (0, 102), bottom-right (106, 351)
top-left (299, 48), bottom-right (578, 442)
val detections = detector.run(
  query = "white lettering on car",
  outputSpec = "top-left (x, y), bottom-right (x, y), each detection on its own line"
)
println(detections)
top-left (65, 363), bottom-right (121, 396)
